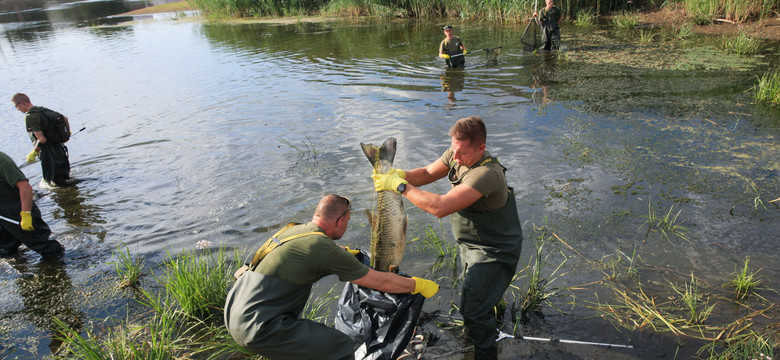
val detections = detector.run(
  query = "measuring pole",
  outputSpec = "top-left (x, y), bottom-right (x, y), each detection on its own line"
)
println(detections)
top-left (0, 215), bottom-right (20, 225)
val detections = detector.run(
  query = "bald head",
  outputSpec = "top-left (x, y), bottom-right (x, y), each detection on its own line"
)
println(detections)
top-left (312, 194), bottom-right (351, 239)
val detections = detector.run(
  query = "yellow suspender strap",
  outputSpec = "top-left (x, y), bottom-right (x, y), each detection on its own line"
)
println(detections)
top-left (250, 223), bottom-right (325, 269)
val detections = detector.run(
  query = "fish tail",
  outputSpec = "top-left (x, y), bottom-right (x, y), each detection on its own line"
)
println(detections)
top-left (360, 137), bottom-right (396, 169)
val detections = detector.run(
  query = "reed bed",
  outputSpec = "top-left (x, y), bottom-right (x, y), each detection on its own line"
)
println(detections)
top-left (720, 31), bottom-right (765, 55)
top-left (676, 0), bottom-right (776, 23)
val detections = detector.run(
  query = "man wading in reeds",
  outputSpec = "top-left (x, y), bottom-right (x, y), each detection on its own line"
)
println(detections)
top-left (534, 0), bottom-right (563, 51)
top-left (224, 194), bottom-right (439, 360)
top-left (372, 116), bottom-right (523, 360)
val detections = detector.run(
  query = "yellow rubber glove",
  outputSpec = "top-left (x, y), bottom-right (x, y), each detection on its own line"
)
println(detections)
top-left (26, 149), bottom-right (39, 162)
top-left (412, 277), bottom-right (439, 298)
top-left (20, 211), bottom-right (34, 231)
top-left (344, 246), bottom-right (361, 256)
top-left (371, 170), bottom-right (407, 193)
top-left (462, 50), bottom-right (469, 55)
top-left (393, 168), bottom-right (406, 179)
top-left (439, 54), bottom-right (450, 60)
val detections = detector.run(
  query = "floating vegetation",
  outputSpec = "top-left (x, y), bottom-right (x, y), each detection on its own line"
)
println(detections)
top-left (278, 136), bottom-right (319, 163)
top-left (600, 244), bottom-right (641, 281)
top-left (724, 258), bottom-right (763, 299)
top-left (639, 201), bottom-right (690, 243)
top-left (671, 273), bottom-right (715, 325)
top-left (754, 70), bottom-right (780, 105)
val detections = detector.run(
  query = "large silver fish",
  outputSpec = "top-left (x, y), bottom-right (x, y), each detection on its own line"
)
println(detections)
top-left (360, 137), bottom-right (407, 272)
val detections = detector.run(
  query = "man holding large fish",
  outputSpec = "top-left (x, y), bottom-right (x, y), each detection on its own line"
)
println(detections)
top-left (224, 194), bottom-right (438, 360)
top-left (372, 116), bottom-right (523, 360)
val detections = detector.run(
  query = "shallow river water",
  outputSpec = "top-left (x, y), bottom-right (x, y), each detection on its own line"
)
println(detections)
top-left (0, 1), bottom-right (778, 358)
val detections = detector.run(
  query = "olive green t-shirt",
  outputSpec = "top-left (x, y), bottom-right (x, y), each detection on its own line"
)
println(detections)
top-left (440, 148), bottom-right (508, 212)
top-left (439, 36), bottom-right (464, 55)
top-left (254, 222), bottom-right (369, 286)
top-left (25, 110), bottom-right (44, 143)
top-left (0, 151), bottom-right (27, 188)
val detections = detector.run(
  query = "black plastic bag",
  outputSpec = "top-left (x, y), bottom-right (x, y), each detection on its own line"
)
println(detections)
top-left (334, 252), bottom-right (425, 360)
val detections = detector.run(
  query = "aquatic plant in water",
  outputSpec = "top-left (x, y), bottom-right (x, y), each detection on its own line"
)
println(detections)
top-left (724, 257), bottom-right (763, 299)
top-left (754, 71), bottom-right (780, 105)
top-left (112, 244), bottom-right (145, 288)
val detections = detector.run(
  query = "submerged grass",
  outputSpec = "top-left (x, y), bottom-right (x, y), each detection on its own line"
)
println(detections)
top-left (509, 221), bottom-right (568, 319)
top-left (754, 70), bottom-right (780, 105)
top-left (639, 200), bottom-right (690, 243)
top-left (724, 257), bottom-right (763, 299)
top-left (413, 222), bottom-right (459, 278)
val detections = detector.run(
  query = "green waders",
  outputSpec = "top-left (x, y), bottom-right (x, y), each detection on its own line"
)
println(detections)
top-left (225, 271), bottom-right (354, 360)
top-left (451, 188), bottom-right (523, 360)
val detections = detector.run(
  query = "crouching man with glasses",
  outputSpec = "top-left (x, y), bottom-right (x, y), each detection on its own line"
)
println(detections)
top-left (225, 194), bottom-right (439, 360)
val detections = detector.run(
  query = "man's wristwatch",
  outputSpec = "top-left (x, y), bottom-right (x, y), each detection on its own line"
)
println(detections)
top-left (396, 183), bottom-right (406, 193)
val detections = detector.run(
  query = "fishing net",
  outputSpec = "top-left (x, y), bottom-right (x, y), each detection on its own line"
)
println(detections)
top-left (485, 47), bottom-right (502, 63)
top-left (520, 19), bottom-right (541, 51)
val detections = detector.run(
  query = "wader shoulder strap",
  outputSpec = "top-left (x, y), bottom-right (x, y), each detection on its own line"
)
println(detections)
top-left (449, 156), bottom-right (506, 173)
top-left (249, 222), bottom-right (325, 270)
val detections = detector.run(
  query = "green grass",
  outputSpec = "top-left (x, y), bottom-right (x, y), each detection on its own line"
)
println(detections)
top-left (680, 0), bottom-right (777, 23)
top-left (413, 224), bottom-right (458, 275)
top-left (575, 11), bottom-right (597, 27)
top-left (720, 31), bottom-right (764, 55)
top-left (639, 29), bottom-right (656, 43)
top-left (754, 70), bottom-right (780, 105)
top-left (670, 273), bottom-right (715, 325)
top-left (676, 23), bottom-right (694, 40)
top-left (611, 11), bottom-right (641, 29)
top-left (509, 221), bottom-right (567, 319)
top-left (112, 244), bottom-right (145, 288)
top-left (639, 201), bottom-right (690, 243)
top-left (724, 257), bottom-right (763, 299)
top-left (698, 330), bottom-right (776, 360)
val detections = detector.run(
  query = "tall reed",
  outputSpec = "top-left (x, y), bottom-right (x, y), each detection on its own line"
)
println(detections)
top-left (680, 0), bottom-right (776, 23)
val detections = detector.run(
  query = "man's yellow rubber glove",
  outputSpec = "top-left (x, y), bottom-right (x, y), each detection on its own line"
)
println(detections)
top-left (411, 277), bottom-right (439, 298)
top-left (20, 211), bottom-right (34, 231)
top-left (344, 246), bottom-right (361, 256)
top-left (371, 170), bottom-right (407, 193)
top-left (439, 54), bottom-right (450, 60)
top-left (462, 50), bottom-right (469, 55)
top-left (393, 168), bottom-right (406, 179)
top-left (26, 149), bottom-right (39, 163)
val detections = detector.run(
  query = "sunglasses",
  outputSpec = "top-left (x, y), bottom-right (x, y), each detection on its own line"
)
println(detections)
top-left (336, 195), bottom-right (352, 222)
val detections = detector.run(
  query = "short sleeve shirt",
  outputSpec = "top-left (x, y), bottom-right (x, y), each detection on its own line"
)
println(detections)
top-left (0, 152), bottom-right (27, 188)
top-left (540, 6), bottom-right (562, 29)
top-left (24, 110), bottom-right (44, 143)
top-left (254, 222), bottom-right (369, 286)
top-left (440, 36), bottom-right (464, 55)
top-left (440, 148), bottom-right (508, 212)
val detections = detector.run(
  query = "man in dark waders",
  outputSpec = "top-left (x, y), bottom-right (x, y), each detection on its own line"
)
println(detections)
top-left (534, 0), bottom-right (563, 51)
top-left (224, 194), bottom-right (439, 360)
top-left (439, 25), bottom-right (469, 68)
top-left (0, 151), bottom-right (65, 260)
top-left (372, 117), bottom-right (523, 360)
top-left (12, 93), bottom-right (71, 187)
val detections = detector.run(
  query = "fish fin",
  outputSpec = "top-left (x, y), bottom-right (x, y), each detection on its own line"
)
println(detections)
top-left (364, 208), bottom-right (373, 224)
top-left (381, 137), bottom-right (397, 165)
top-left (360, 143), bottom-right (380, 167)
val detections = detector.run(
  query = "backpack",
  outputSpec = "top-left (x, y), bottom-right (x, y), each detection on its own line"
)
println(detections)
top-left (28, 106), bottom-right (70, 143)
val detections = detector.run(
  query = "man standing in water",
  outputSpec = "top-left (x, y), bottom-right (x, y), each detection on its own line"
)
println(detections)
top-left (439, 25), bottom-right (468, 68)
top-left (372, 116), bottom-right (523, 360)
top-left (534, 0), bottom-right (563, 51)
top-left (224, 194), bottom-right (439, 360)
top-left (11, 93), bottom-right (72, 187)
top-left (0, 151), bottom-right (65, 260)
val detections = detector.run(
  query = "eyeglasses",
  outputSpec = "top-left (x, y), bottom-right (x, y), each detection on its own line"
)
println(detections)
top-left (336, 195), bottom-right (352, 222)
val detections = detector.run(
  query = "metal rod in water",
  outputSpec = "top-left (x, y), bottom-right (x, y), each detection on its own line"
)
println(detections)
top-left (498, 331), bottom-right (633, 349)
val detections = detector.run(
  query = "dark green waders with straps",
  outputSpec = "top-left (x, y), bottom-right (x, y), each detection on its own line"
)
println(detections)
top-left (451, 188), bottom-right (523, 360)
top-left (224, 223), bottom-right (355, 360)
